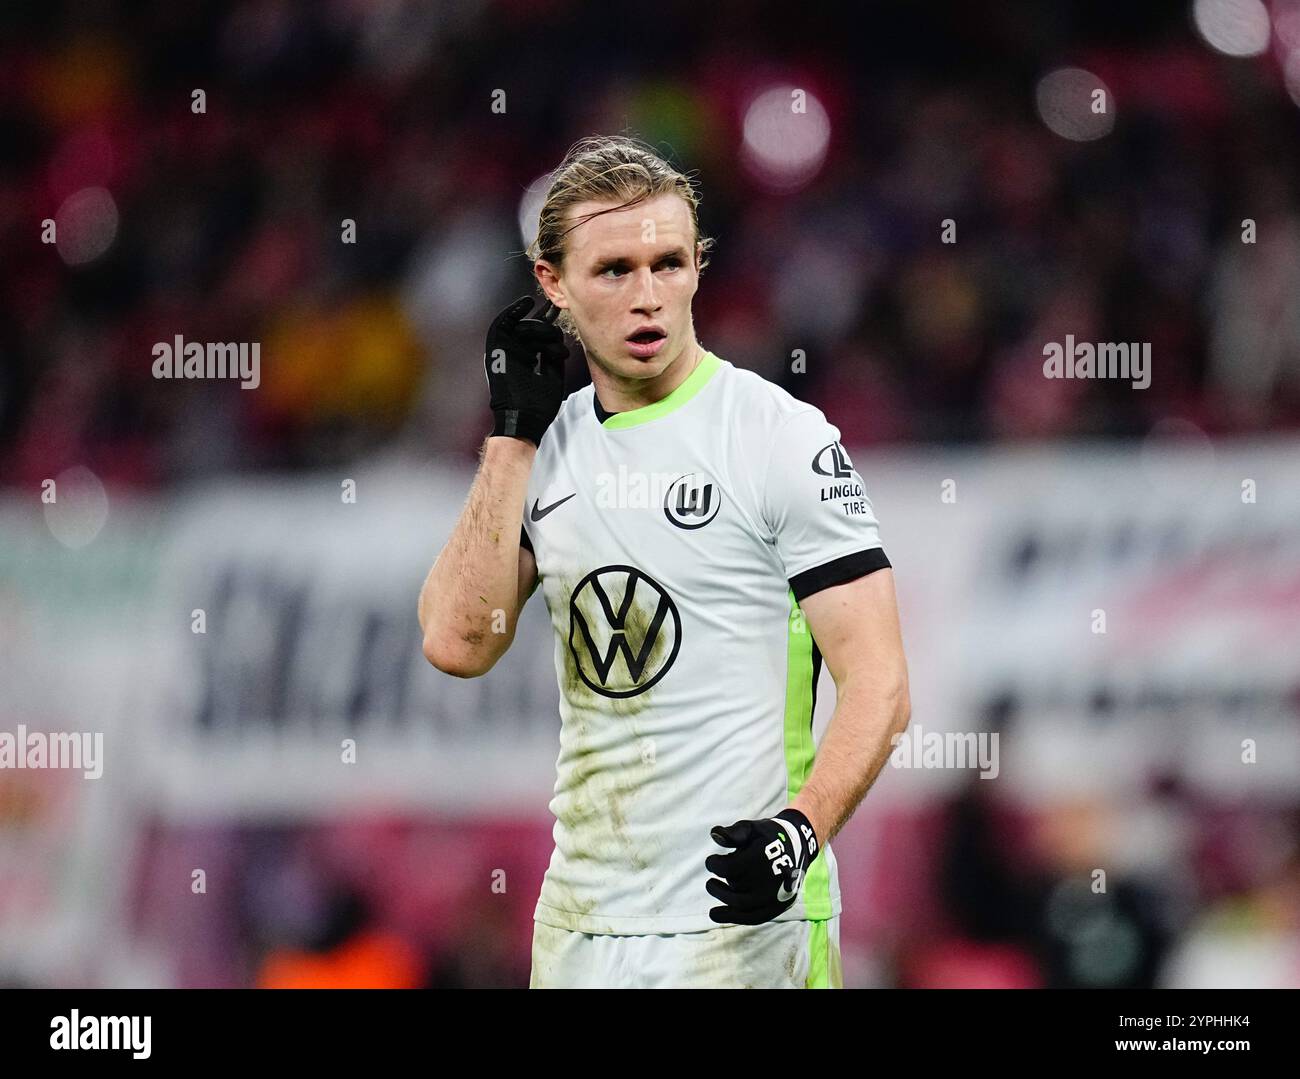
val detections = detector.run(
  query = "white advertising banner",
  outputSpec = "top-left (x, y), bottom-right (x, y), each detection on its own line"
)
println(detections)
top-left (5, 439), bottom-right (1298, 833)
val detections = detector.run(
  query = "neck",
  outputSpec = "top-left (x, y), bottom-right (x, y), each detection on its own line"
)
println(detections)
top-left (591, 339), bottom-right (703, 414)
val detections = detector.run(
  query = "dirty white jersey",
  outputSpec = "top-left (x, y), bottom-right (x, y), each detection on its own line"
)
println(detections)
top-left (519, 349), bottom-right (890, 934)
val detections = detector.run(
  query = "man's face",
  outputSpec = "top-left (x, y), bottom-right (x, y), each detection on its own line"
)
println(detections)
top-left (537, 192), bottom-right (702, 382)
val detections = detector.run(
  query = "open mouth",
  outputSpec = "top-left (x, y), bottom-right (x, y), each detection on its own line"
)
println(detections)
top-left (627, 329), bottom-right (666, 344)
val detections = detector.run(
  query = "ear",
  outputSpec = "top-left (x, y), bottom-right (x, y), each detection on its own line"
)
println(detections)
top-left (534, 260), bottom-right (568, 309)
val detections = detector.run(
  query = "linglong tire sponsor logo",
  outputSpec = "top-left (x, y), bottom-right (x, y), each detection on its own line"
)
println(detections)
top-left (568, 566), bottom-right (681, 698)
top-left (811, 441), bottom-right (854, 478)
top-left (812, 441), bottom-right (866, 512)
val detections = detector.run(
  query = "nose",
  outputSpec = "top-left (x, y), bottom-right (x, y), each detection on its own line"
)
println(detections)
top-left (630, 266), bottom-right (662, 315)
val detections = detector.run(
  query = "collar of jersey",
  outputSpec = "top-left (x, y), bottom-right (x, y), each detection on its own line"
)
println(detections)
top-left (598, 350), bottom-right (722, 431)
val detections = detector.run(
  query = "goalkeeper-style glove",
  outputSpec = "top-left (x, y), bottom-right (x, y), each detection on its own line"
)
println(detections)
top-left (483, 295), bottom-right (569, 445)
top-left (705, 807), bottom-right (819, 926)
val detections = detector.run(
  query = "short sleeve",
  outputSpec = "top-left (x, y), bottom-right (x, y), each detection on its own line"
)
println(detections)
top-left (760, 408), bottom-right (890, 601)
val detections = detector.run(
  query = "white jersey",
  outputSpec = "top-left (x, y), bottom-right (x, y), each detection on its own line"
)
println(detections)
top-left (520, 349), bottom-right (889, 934)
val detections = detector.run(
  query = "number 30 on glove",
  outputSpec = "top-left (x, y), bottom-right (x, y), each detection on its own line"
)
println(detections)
top-left (705, 808), bottom-right (819, 925)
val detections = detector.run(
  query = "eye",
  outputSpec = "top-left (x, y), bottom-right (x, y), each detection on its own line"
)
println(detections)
top-left (601, 265), bottom-right (627, 278)
top-left (657, 258), bottom-right (683, 271)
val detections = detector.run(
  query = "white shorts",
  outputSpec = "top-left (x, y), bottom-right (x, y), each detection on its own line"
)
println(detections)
top-left (529, 916), bottom-right (842, 989)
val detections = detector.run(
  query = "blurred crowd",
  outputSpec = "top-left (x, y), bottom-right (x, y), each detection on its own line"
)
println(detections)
top-left (4, 0), bottom-right (1300, 490)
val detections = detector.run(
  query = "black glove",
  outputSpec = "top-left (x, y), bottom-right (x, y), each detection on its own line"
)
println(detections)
top-left (483, 295), bottom-right (568, 445)
top-left (705, 807), bottom-right (819, 925)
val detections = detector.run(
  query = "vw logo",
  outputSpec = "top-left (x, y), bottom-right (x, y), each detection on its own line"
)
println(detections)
top-left (568, 566), bottom-right (681, 698)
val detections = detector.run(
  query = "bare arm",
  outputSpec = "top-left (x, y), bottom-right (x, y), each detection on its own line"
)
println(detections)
top-left (419, 436), bottom-right (539, 677)
top-left (789, 568), bottom-right (910, 844)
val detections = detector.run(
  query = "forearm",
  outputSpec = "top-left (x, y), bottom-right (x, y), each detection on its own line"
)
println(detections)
top-left (419, 435), bottom-right (535, 672)
top-left (791, 669), bottom-right (910, 845)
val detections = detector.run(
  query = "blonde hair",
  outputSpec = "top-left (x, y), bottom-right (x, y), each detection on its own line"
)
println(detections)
top-left (527, 135), bottom-right (714, 338)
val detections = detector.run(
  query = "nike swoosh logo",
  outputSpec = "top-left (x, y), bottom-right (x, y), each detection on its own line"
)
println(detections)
top-left (777, 867), bottom-right (803, 904)
top-left (530, 493), bottom-right (576, 522)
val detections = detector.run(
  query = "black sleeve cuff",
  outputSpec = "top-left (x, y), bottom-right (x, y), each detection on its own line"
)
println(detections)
top-left (790, 548), bottom-right (890, 602)
top-left (519, 524), bottom-right (534, 553)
